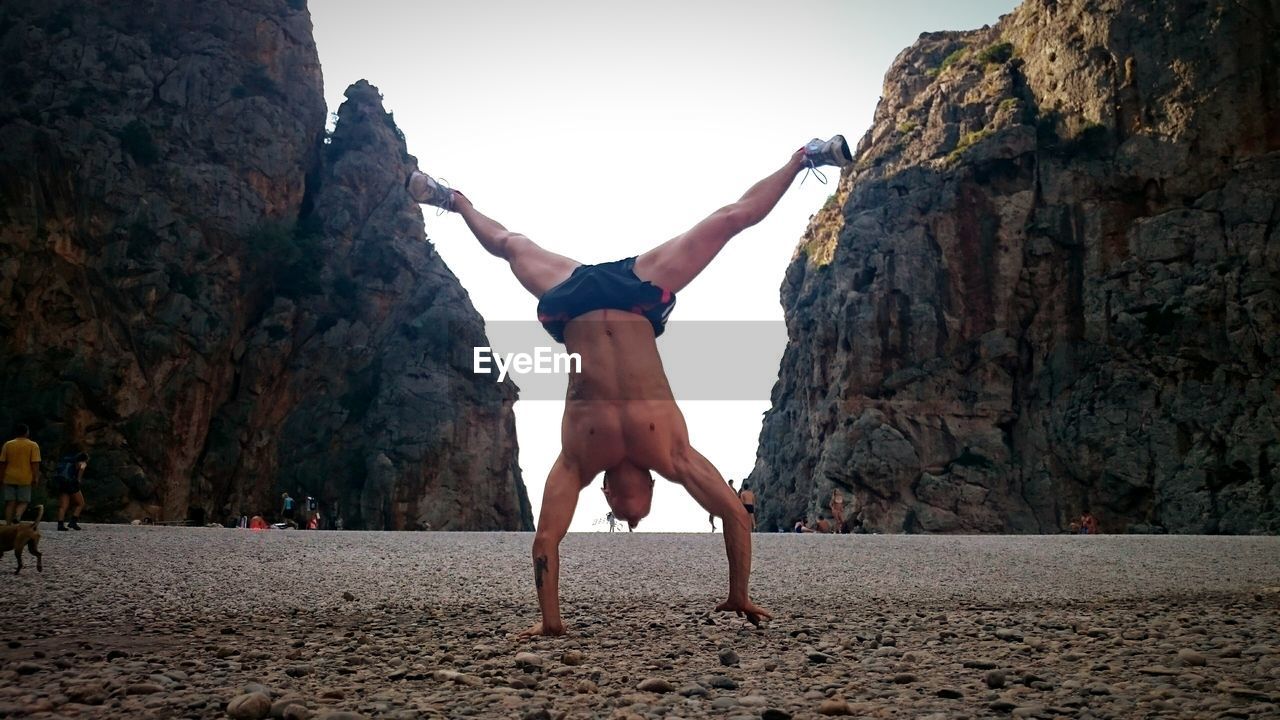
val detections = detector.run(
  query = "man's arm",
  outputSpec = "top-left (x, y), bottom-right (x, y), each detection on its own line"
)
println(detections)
top-left (672, 449), bottom-right (771, 624)
top-left (520, 455), bottom-right (583, 638)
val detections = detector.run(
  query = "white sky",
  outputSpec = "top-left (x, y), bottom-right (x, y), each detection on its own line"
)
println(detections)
top-left (309, 0), bottom-right (1019, 532)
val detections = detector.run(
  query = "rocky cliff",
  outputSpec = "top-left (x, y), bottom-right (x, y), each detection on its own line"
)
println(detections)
top-left (0, 0), bottom-right (532, 530)
top-left (751, 0), bottom-right (1280, 534)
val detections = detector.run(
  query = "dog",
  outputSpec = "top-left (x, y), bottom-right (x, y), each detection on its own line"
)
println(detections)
top-left (0, 504), bottom-right (43, 574)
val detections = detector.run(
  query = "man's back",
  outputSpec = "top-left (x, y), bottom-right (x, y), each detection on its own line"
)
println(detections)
top-left (1, 438), bottom-right (40, 485)
top-left (560, 309), bottom-right (685, 475)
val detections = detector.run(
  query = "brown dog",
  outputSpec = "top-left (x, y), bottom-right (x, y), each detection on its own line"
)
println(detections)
top-left (0, 504), bottom-right (43, 574)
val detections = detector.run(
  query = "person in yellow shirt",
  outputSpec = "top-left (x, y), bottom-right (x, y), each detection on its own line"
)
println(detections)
top-left (1, 424), bottom-right (42, 524)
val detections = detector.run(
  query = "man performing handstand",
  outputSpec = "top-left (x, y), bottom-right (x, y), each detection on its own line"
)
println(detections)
top-left (407, 136), bottom-right (852, 636)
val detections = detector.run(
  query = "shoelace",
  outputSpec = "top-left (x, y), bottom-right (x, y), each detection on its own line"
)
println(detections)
top-left (800, 159), bottom-right (828, 186)
top-left (433, 176), bottom-right (454, 216)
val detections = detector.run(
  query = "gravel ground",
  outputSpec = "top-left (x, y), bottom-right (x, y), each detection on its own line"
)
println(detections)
top-left (3, 526), bottom-right (1280, 719)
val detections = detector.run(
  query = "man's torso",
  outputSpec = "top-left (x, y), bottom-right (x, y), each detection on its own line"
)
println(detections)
top-left (559, 310), bottom-right (685, 479)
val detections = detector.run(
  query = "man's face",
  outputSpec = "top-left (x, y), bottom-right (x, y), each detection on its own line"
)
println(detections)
top-left (602, 466), bottom-right (654, 529)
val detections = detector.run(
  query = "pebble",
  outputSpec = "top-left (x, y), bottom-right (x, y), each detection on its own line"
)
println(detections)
top-left (636, 678), bottom-right (674, 693)
top-left (561, 650), bottom-right (585, 666)
top-left (708, 675), bottom-right (738, 689)
top-left (719, 647), bottom-right (740, 666)
top-left (227, 692), bottom-right (272, 720)
top-left (1178, 649), bottom-right (1208, 666)
top-left (985, 670), bottom-right (1006, 688)
top-left (678, 684), bottom-right (708, 697)
top-left (817, 698), bottom-right (852, 715)
top-left (514, 652), bottom-right (544, 671)
top-left (341, 591), bottom-right (355, 602)
top-left (761, 710), bottom-right (792, 720)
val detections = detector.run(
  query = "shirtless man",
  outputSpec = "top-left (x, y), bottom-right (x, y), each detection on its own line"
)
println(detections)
top-left (829, 488), bottom-right (845, 534)
top-left (408, 136), bottom-right (852, 636)
top-left (737, 482), bottom-right (757, 531)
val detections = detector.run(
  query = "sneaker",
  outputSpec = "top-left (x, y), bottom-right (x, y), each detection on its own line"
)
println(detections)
top-left (803, 135), bottom-right (853, 168)
top-left (405, 170), bottom-right (456, 211)
top-left (68, 519), bottom-right (81, 531)
top-left (57, 521), bottom-right (67, 531)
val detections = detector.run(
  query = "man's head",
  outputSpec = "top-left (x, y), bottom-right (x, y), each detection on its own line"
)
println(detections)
top-left (15, 423), bottom-right (29, 438)
top-left (602, 462), bottom-right (654, 530)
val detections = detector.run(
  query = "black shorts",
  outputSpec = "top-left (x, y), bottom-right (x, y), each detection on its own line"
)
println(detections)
top-left (56, 479), bottom-right (80, 495)
top-left (536, 257), bottom-right (676, 343)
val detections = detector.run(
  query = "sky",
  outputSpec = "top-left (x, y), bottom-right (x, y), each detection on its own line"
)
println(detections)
top-left (308, 0), bottom-right (1020, 532)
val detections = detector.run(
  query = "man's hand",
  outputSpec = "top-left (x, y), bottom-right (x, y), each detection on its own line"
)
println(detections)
top-left (516, 620), bottom-right (566, 639)
top-left (716, 598), bottom-right (773, 627)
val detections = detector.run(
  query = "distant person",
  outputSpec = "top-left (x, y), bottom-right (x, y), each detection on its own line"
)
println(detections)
top-left (815, 517), bottom-right (832, 534)
top-left (737, 482), bottom-right (757, 531)
top-left (54, 452), bottom-right (89, 531)
top-left (606, 511), bottom-right (617, 533)
top-left (335, 515), bottom-right (344, 530)
top-left (793, 518), bottom-right (816, 533)
top-left (281, 493), bottom-right (296, 526)
top-left (1080, 511), bottom-right (1099, 535)
top-left (708, 512), bottom-right (716, 532)
top-left (249, 515), bottom-right (268, 530)
top-left (1, 424), bottom-right (41, 525)
top-left (829, 488), bottom-right (845, 534)
top-left (307, 513), bottom-right (319, 530)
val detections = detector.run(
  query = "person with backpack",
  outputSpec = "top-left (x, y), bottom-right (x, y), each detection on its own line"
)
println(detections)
top-left (55, 452), bottom-right (88, 531)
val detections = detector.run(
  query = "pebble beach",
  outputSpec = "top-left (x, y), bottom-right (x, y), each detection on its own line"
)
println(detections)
top-left (4, 527), bottom-right (1280, 719)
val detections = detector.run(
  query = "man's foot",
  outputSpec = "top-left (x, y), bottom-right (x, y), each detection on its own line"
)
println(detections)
top-left (406, 170), bottom-right (456, 211)
top-left (57, 521), bottom-right (67, 531)
top-left (69, 519), bottom-right (81, 531)
top-left (803, 135), bottom-right (853, 168)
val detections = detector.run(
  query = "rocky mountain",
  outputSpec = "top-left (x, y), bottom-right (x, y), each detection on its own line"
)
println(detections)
top-left (751, 0), bottom-right (1279, 534)
top-left (0, 0), bottom-right (532, 530)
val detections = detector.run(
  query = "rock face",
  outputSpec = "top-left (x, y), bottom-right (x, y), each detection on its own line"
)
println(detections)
top-left (751, 0), bottom-right (1280, 534)
top-left (0, 0), bottom-right (532, 530)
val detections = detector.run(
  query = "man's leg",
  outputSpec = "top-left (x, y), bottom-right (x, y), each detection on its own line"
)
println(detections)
top-left (634, 148), bottom-right (807, 293)
top-left (453, 193), bottom-right (582, 298)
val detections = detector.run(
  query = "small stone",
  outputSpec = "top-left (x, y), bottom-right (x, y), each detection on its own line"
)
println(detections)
top-left (574, 680), bottom-right (597, 694)
top-left (762, 710), bottom-right (792, 720)
top-left (636, 678), bottom-right (674, 693)
top-left (1139, 665), bottom-right (1181, 676)
top-left (127, 683), bottom-right (165, 695)
top-left (561, 650), bottom-right (585, 666)
top-left (807, 650), bottom-right (833, 664)
top-left (1178, 649), bottom-right (1208, 666)
top-left (678, 684), bottom-right (708, 697)
top-left (936, 688), bottom-right (963, 699)
top-left (314, 713), bottom-right (366, 720)
top-left (708, 675), bottom-right (738, 690)
top-left (963, 659), bottom-right (998, 670)
top-left (892, 673), bottom-right (916, 684)
top-left (710, 697), bottom-right (739, 709)
top-left (1086, 683), bottom-right (1112, 695)
top-left (319, 689), bottom-right (345, 700)
top-left (227, 692), bottom-right (272, 720)
top-left (271, 698), bottom-right (306, 718)
top-left (985, 670), bottom-right (1006, 689)
top-left (995, 628), bottom-right (1022, 641)
top-left (284, 664), bottom-right (312, 677)
top-left (520, 709), bottom-right (550, 720)
top-left (15, 662), bottom-right (41, 675)
top-left (514, 651), bottom-right (544, 671)
top-left (739, 695), bottom-right (767, 707)
top-left (817, 698), bottom-right (852, 716)
top-left (282, 706), bottom-right (310, 720)
top-left (719, 648), bottom-right (740, 666)
top-left (106, 649), bottom-right (129, 660)
top-left (341, 591), bottom-right (355, 602)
